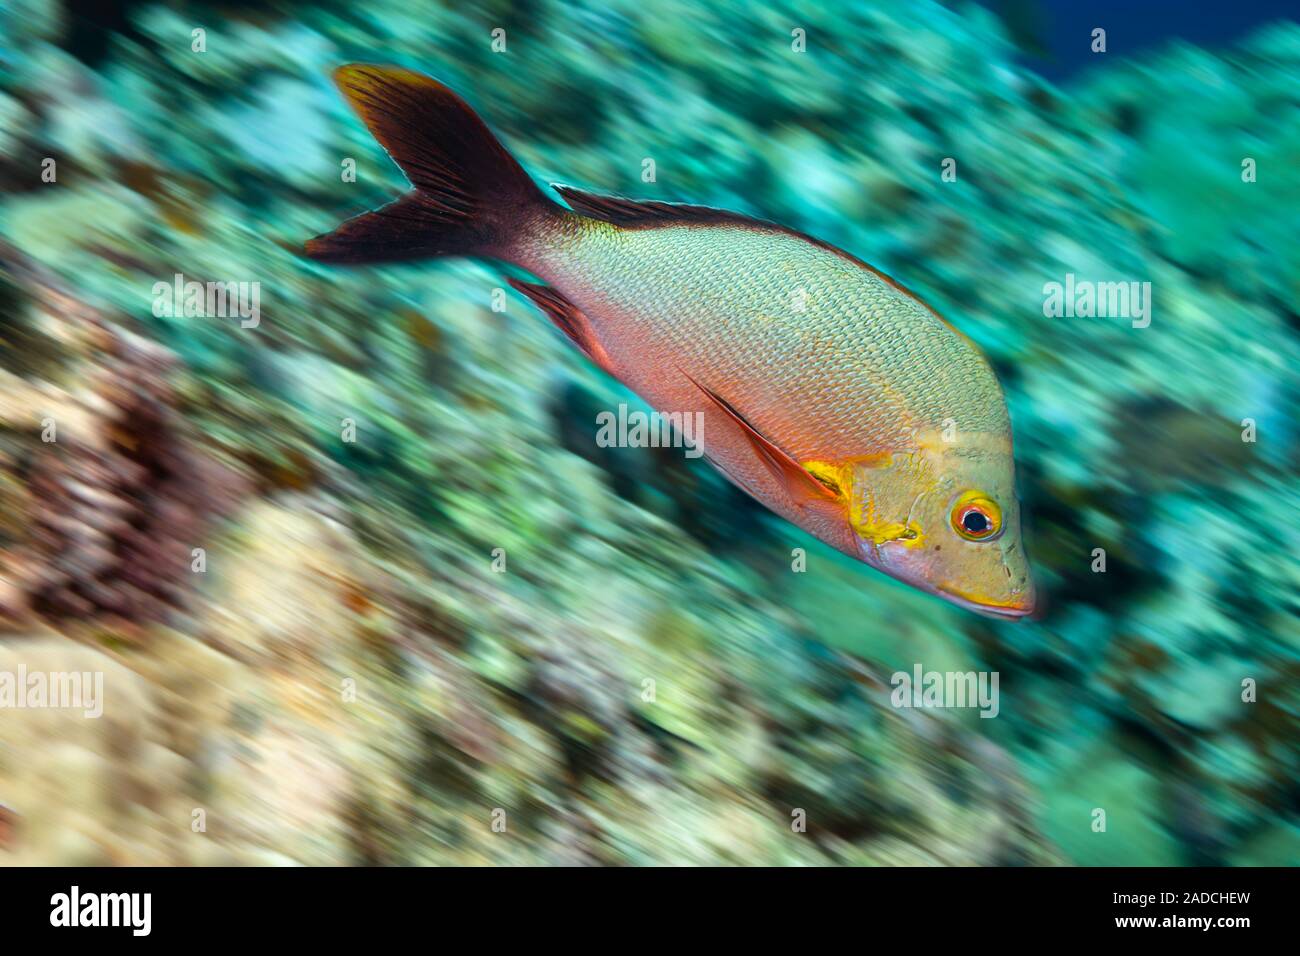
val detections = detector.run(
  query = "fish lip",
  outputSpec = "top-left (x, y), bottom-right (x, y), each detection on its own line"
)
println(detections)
top-left (867, 541), bottom-right (1036, 619)
top-left (936, 586), bottom-right (1035, 620)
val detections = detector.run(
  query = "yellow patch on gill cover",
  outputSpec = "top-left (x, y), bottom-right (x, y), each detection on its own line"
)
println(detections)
top-left (804, 456), bottom-right (926, 548)
top-left (803, 459), bottom-right (852, 498)
top-left (855, 517), bottom-right (925, 548)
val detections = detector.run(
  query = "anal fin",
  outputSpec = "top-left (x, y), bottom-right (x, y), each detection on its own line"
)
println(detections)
top-left (508, 279), bottom-right (613, 372)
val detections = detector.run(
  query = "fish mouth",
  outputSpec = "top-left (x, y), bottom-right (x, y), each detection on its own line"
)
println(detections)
top-left (868, 540), bottom-right (1036, 619)
top-left (935, 586), bottom-right (1036, 620)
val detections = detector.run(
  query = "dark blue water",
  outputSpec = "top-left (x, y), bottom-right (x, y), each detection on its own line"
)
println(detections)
top-left (980, 0), bottom-right (1297, 80)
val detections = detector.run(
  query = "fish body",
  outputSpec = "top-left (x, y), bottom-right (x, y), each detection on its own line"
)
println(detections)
top-left (307, 65), bottom-right (1036, 618)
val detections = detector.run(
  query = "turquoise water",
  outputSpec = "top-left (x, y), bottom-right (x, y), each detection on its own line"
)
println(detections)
top-left (0, 0), bottom-right (1295, 866)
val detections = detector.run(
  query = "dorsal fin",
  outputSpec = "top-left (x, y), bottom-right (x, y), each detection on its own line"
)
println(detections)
top-left (552, 184), bottom-right (761, 229)
top-left (680, 370), bottom-right (839, 507)
top-left (552, 184), bottom-right (957, 333)
top-left (508, 278), bottom-right (613, 372)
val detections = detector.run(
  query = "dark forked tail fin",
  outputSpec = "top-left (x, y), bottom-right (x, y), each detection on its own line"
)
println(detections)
top-left (304, 65), bottom-right (551, 264)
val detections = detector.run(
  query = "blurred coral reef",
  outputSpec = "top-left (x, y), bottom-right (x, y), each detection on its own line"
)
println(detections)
top-left (0, 0), bottom-right (1296, 865)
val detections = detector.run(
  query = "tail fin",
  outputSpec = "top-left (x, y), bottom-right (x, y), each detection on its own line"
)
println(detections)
top-left (305, 65), bottom-right (550, 264)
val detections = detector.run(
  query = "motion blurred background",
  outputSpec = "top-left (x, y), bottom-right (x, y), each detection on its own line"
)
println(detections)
top-left (0, 0), bottom-right (1295, 865)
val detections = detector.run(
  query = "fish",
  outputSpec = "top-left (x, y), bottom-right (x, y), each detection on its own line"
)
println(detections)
top-left (305, 65), bottom-right (1036, 619)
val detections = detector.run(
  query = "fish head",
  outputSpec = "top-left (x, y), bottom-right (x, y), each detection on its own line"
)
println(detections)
top-left (845, 436), bottom-right (1035, 619)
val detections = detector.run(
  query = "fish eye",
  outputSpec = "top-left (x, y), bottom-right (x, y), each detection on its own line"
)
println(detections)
top-left (950, 491), bottom-right (1002, 542)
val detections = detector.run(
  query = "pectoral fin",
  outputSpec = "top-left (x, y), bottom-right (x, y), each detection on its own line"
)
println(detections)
top-left (683, 371), bottom-right (840, 507)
